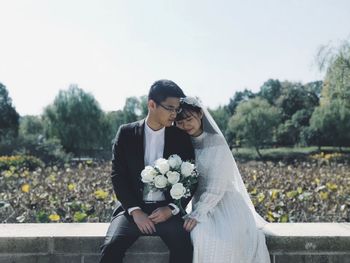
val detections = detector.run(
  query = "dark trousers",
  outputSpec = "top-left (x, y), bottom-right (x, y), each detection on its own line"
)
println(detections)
top-left (99, 202), bottom-right (193, 263)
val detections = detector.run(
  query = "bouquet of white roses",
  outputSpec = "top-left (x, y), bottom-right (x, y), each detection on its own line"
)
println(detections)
top-left (140, 154), bottom-right (198, 214)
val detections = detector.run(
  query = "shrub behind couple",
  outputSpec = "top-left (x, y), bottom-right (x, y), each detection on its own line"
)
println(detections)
top-left (99, 79), bottom-right (270, 263)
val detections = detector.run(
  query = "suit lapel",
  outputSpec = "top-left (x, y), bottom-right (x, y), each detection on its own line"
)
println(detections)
top-left (163, 127), bottom-right (171, 158)
top-left (135, 119), bottom-right (145, 173)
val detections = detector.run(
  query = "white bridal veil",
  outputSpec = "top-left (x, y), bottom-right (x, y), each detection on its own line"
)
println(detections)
top-left (181, 96), bottom-right (268, 229)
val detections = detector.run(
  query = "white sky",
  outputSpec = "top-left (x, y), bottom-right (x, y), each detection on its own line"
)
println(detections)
top-left (0, 0), bottom-right (349, 115)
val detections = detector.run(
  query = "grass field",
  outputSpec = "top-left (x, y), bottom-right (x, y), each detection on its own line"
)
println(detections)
top-left (1, 155), bottom-right (349, 223)
top-left (232, 146), bottom-right (350, 162)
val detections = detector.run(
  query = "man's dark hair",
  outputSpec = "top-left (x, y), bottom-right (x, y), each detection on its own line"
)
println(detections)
top-left (148, 79), bottom-right (186, 103)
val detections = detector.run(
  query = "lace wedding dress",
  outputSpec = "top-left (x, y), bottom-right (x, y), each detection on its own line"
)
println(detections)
top-left (187, 132), bottom-right (271, 263)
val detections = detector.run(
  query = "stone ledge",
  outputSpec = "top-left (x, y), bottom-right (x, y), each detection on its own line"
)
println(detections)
top-left (0, 223), bottom-right (349, 263)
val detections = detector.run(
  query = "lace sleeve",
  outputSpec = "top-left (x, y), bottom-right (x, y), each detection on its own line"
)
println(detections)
top-left (186, 141), bottom-right (233, 222)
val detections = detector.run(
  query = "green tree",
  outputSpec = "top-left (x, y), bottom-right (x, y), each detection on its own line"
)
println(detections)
top-left (304, 81), bottom-right (323, 100)
top-left (270, 81), bottom-right (319, 146)
top-left (0, 83), bottom-right (20, 142)
top-left (209, 106), bottom-right (231, 135)
top-left (228, 98), bottom-right (281, 158)
top-left (309, 100), bottom-right (350, 149)
top-left (276, 81), bottom-right (319, 121)
top-left (258, 79), bottom-right (282, 105)
top-left (276, 108), bottom-right (316, 146)
top-left (100, 110), bottom-right (126, 150)
top-left (43, 85), bottom-right (104, 156)
top-left (227, 89), bottom-right (255, 115)
top-left (139, 95), bottom-right (148, 117)
top-left (309, 40), bottom-right (350, 148)
top-left (98, 96), bottom-right (148, 158)
top-left (122, 95), bottom-right (148, 123)
top-left (317, 40), bottom-right (350, 104)
top-left (208, 105), bottom-right (234, 145)
top-left (19, 115), bottom-right (44, 138)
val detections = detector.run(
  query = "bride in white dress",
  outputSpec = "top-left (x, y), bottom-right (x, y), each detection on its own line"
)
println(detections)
top-left (175, 97), bottom-right (271, 263)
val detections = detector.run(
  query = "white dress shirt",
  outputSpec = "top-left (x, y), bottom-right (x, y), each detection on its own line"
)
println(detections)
top-left (143, 121), bottom-right (166, 201)
top-left (127, 119), bottom-right (179, 215)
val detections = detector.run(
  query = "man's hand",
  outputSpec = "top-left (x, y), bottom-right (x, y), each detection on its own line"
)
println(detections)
top-left (183, 218), bottom-right (197, 232)
top-left (148, 206), bottom-right (172, 224)
top-left (131, 209), bottom-right (156, 234)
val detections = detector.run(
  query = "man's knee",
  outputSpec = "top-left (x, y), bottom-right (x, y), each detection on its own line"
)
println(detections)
top-left (157, 218), bottom-right (192, 249)
top-left (100, 234), bottom-right (139, 263)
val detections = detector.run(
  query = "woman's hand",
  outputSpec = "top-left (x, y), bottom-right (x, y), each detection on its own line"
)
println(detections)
top-left (183, 217), bottom-right (198, 232)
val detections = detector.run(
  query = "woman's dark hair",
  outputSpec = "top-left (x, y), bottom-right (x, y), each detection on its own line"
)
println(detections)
top-left (148, 79), bottom-right (185, 103)
top-left (176, 102), bottom-right (202, 121)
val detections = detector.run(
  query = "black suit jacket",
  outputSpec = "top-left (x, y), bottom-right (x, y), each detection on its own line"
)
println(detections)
top-left (111, 119), bottom-right (196, 216)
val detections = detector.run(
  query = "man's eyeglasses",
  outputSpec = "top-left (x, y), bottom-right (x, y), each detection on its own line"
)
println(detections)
top-left (155, 101), bottom-right (182, 114)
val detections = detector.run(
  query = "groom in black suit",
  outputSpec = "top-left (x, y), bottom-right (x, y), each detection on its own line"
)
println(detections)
top-left (99, 80), bottom-right (196, 263)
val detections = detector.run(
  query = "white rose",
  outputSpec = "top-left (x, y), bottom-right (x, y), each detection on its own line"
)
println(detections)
top-left (168, 154), bottom-right (182, 169)
top-left (170, 183), bottom-right (186, 200)
top-left (155, 158), bottom-right (170, 174)
top-left (181, 162), bottom-right (195, 177)
top-left (154, 175), bottom-right (168, 189)
top-left (166, 171), bottom-right (180, 185)
top-left (141, 166), bottom-right (157, 183)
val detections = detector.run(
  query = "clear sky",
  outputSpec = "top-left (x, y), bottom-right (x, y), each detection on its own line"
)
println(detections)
top-left (1, 0), bottom-right (349, 115)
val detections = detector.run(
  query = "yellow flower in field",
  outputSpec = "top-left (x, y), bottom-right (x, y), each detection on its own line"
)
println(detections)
top-left (280, 214), bottom-right (289, 223)
top-left (326, 182), bottom-right (338, 191)
top-left (250, 188), bottom-right (257, 195)
top-left (20, 170), bottom-right (30, 178)
top-left (267, 211), bottom-right (275, 222)
top-left (68, 183), bottom-right (76, 191)
top-left (21, 184), bottom-right (30, 193)
top-left (319, 191), bottom-right (329, 200)
top-left (49, 174), bottom-right (56, 181)
top-left (94, 189), bottom-right (108, 200)
top-left (49, 214), bottom-right (60, 222)
top-left (4, 170), bottom-right (13, 178)
top-left (308, 206), bottom-right (315, 212)
top-left (257, 193), bottom-right (265, 203)
top-left (286, 190), bottom-right (298, 199)
top-left (269, 189), bottom-right (279, 200)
